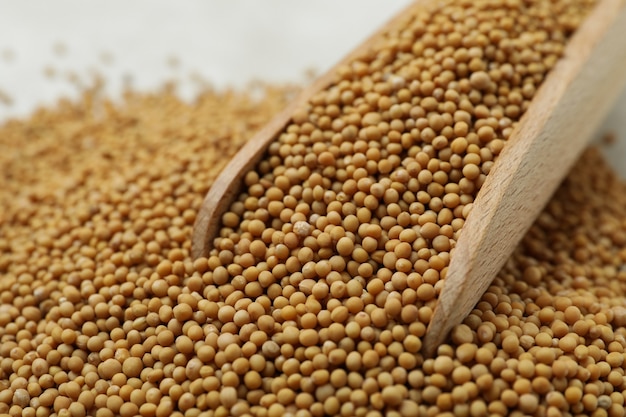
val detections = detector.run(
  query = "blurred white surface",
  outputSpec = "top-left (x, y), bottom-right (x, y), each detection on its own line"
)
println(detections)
top-left (0, 1), bottom-right (411, 119)
top-left (0, 0), bottom-right (624, 175)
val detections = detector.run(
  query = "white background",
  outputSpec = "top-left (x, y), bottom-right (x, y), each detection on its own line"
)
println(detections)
top-left (0, 1), bottom-right (624, 174)
top-left (0, 1), bottom-right (411, 118)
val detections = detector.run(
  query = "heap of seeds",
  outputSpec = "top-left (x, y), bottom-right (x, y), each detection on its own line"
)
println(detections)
top-left (3, 1), bottom-right (626, 417)
top-left (0, 82), bottom-right (298, 417)
top-left (437, 147), bottom-right (626, 417)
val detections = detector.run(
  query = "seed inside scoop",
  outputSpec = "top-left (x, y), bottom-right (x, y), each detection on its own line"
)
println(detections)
top-left (208, 0), bottom-right (593, 363)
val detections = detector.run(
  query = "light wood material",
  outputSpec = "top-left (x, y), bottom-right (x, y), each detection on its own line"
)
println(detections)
top-left (193, 0), bottom-right (626, 355)
top-left (422, 0), bottom-right (626, 355)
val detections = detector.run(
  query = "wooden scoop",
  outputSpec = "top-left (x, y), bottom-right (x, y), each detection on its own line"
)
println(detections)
top-left (192, 0), bottom-right (626, 356)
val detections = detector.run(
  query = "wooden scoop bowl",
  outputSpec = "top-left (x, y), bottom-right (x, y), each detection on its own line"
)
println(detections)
top-left (192, 0), bottom-right (626, 356)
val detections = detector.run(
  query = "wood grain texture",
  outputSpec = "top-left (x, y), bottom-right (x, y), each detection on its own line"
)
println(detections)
top-left (191, 1), bottom-right (422, 259)
top-left (422, 0), bottom-right (626, 356)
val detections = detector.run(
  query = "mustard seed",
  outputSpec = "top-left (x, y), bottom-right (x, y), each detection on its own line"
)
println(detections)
top-left (469, 71), bottom-right (491, 90)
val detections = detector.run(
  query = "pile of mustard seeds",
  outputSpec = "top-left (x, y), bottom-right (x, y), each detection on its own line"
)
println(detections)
top-left (0, 83), bottom-right (299, 417)
top-left (440, 147), bottom-right (626, 417)
top-left (2, 1), bottom-right (626, 417)
top-left (4, 88), bottom-right (626, 417)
